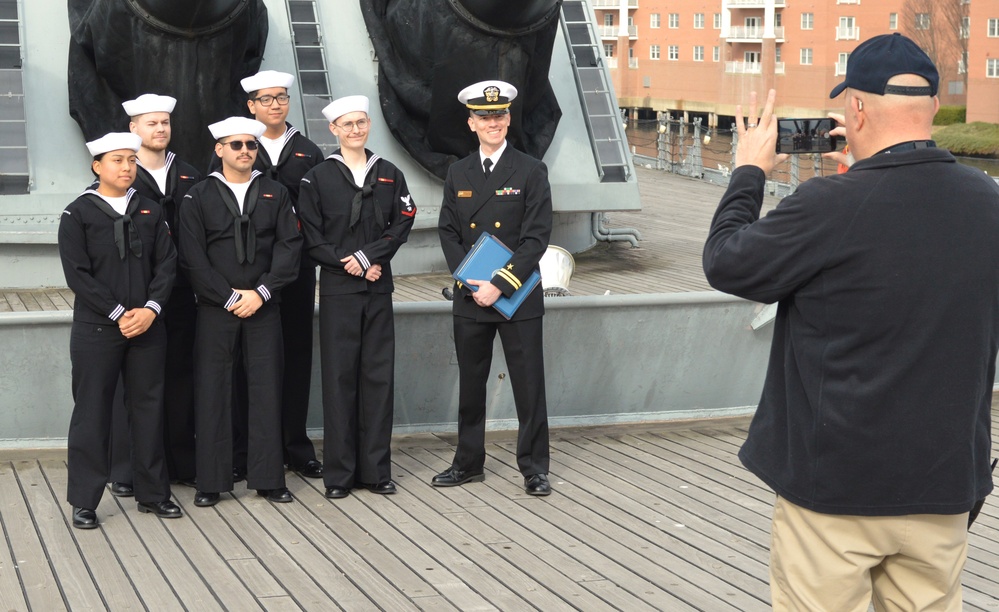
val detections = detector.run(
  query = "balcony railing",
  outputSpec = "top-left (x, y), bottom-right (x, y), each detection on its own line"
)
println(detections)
top-left (727, 26), bottom-right (784, 40)
top-left (725, 61), bottom-right (785, 75)
top-left (835, 26), bottom-right (860, 40)
top-left (606, 57), bottom-right (619, 69)
top-left (727, 0), bottom-right (785, 6)
top-left (835, 62), bottom-right (848, 76)
top-left (591, 0), bottom-right (638, 7)
top-left (598, 25), bottom-right (638, 39)
top-left (629, 57), bottom-right (639, 69)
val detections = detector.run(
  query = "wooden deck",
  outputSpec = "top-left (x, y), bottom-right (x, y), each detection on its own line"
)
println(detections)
top-left (1, 410), bottom-right (997, 611)
top-left (0, 167), bottom-right (780, 312)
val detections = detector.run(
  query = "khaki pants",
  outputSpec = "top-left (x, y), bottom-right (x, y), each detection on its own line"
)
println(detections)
top-left (769, 496), bottom-right (968, 612)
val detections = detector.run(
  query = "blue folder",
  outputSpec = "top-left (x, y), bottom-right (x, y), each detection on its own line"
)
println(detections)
top-left (453, 232), bottom-right (542, 320)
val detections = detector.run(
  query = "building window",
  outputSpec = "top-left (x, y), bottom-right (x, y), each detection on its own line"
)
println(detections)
top-left (668, 13), bottom-right (679, 29)
top-left (713, 46), bottom-right (720, 62)
top-left (650, 44), bottom-right (660, 60)
top-left (694, 13), bottom-right (704, 29)
top-left (713, 13), bottom-right (722, 29)
top-left (651, 13), bottom-right (660, 29)
top-left (889, 13), bottom-right (897, 30)
top-left (668, 45), bottom-right (679, 61)
top-left (958, 51), bottom-right (967, 74)
top-left (775, 46), bottom-right (782, 63)
top-left (604, 13), bottom-right (613, 27)
top-left (801, 13), bottom-right (813, 30)
top-left (915, 13), bottom-right (930, 30)
top-left (800, 48), bottom-right (813, 65)
top-left (837, 52), bottom-right (850, 76)
top-left (988, 58), bottom-right (999, 77)
top-left (0, 0), bottom-right (30, 193)
top-left (989, 18), bottom-right (999, 37)
top-left (603, 43), bottom-right (614, 58)
top-left (961, 17), bottom-right (970, 38)
top-left (694, 46), bottom-right (704, 61)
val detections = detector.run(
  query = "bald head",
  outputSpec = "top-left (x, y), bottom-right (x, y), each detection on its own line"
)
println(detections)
top-left (847, 74), bottom-right (939, 160)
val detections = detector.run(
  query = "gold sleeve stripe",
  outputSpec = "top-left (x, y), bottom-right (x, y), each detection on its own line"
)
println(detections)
top-left (496, 268), bottom-right (522, 289)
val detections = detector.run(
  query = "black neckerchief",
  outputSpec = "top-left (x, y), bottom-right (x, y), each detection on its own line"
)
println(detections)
top-left (332, 155), bottom-right (385, 230)
top-left (257, 125), bottom-right (299, 180)
top-left (83, 189), bottom-right (142, 260)
top-left (875, 140), bottom-right (936, 156)
top-left (211, 174), bottom-right (260, 264)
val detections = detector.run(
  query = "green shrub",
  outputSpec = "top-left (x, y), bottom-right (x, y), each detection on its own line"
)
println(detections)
top-left (933, 106), bottom-right (966, 126)
top-left (934, 122), bottom-right (999, 157)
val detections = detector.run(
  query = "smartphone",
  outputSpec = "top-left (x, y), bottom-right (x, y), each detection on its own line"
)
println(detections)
top-left (776, 118), bottom-right (838, 154)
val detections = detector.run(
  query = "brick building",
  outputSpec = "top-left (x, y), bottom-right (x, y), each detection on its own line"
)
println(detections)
top-left (596, 0), bottom-right (973, 125)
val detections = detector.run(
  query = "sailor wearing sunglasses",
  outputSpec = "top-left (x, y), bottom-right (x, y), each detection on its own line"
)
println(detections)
top-left (178, 116), bottom-right (304, 508)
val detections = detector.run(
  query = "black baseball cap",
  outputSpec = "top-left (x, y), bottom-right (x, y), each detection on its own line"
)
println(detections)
top-left (829, 33), bottom-right (939, 99)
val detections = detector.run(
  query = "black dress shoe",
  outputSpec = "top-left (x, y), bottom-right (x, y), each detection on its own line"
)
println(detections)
top-left (194, 491), bottom-right (221, 507)
top-left (431, 467), bottom-right (484, 487)
top-left (257, 487), bottom-right (293, 503)
top-left (109, 482), bottom-right (134, 497)
top-left (294, 460), bottom-right (323, 479)
top-left (72, 507), bottom-right (98, 530)
top-left (361, 481), bottom-right (397, 495)
top-left (232, 468), bottom-right (246, 483)
top-left (325, 486), bottom-right (350, 499)
top-left (137, 500), bottom-right (183, 518)
top-left (524, 473), bottom-right (552, 496)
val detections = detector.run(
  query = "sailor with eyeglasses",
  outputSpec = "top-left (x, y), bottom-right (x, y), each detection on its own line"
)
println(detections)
top-left (211, 70), bottom-right (326, 483)
top-left (179, 116), bottom-right (303, 508)
top-left (296, 95), bottom-right (416, 499)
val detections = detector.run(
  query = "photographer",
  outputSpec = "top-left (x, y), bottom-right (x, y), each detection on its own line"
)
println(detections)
top-left (703, 34), bottom-right (999, 609)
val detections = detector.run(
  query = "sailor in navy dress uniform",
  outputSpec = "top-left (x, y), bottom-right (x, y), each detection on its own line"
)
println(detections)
top-left (179, 117), bottom-right (302, 507)
top-left (297, 95), bottom-right (416, 499)
top-left (108, 94), bottom-right (203, 494)
top-left (435, 80), bottom-right (554, 496)
top-left (58, 132), bottom-right (182, 529)
top-left (213, 70), bottom-right (325, 480)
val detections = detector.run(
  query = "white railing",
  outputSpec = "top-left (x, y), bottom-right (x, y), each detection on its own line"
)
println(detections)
top-left (836, 26), bottom-right (860, 40)
top-left (837, 0), bottom-right (860, 4)
top-left (727, 26), bottom-right (783, 39)
top-left (606, 57), bottom-right (619, 69)
top-left (629, 57), bottom-right (639, 69)
top-left (724, 61), bottom-right (785, 74)
top-left (726, 61), bottom-right (762, 74)
top-left (727, 0), bottom-right (786, 6)
top-left (591, 0), bottom-right (638, 7)
top-left (598, 25), bottom-right (638, 38)
top-left (835, 62), bottom-right (848, 76)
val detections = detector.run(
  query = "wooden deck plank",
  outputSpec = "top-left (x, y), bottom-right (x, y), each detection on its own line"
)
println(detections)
top-left (359, 462), bottom-right (589, 612)
top-left (15, 460), bottom-right (107, 610)
top-left (417, 445), bottom-right (737, 611)
top-left (275, 480), bottom-right (430, 610)
top-left (1, 414), bottom-right (997, 609)
top-left (0, 462), bottom-right (46, 612)
top-left (482, 443), bottom-right (769, 610)
top-left (213, 493), bottom-right (375, 610)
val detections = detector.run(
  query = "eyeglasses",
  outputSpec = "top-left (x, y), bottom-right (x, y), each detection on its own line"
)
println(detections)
top-left (223, 140), bottom-right (259, 151)
top-left (252, 94), bottom-right (290, 107)
top-left (333, 118), bottom-right (370, 132)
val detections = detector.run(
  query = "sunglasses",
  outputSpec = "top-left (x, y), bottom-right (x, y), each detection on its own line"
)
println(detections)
top-left (223, 140), bottom-right (259, 151)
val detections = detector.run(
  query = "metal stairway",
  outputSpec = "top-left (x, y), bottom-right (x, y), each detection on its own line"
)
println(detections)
top-left (560, 0), bottom-right (631, 182)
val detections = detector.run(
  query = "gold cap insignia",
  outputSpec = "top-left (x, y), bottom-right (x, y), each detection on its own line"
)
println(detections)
top-left (484, 86), bottom-right (500, 103)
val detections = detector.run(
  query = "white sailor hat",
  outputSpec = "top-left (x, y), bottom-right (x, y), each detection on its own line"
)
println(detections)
top-left (322, 95), bottom-right (370, 123)
top-left (458, 80), bottom-right (518, 115)
top-left (240, 70), bottom-right (295, 93)
top-left (208, 117), bottom-right (266, 140)
top-left (86, 132), bottom-right (142, 157)
top-left (121, 94), bottom-right (177, 117)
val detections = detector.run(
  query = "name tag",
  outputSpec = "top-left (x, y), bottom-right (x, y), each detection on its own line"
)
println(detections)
top-left (458, 190), bottom-right (473, 198)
